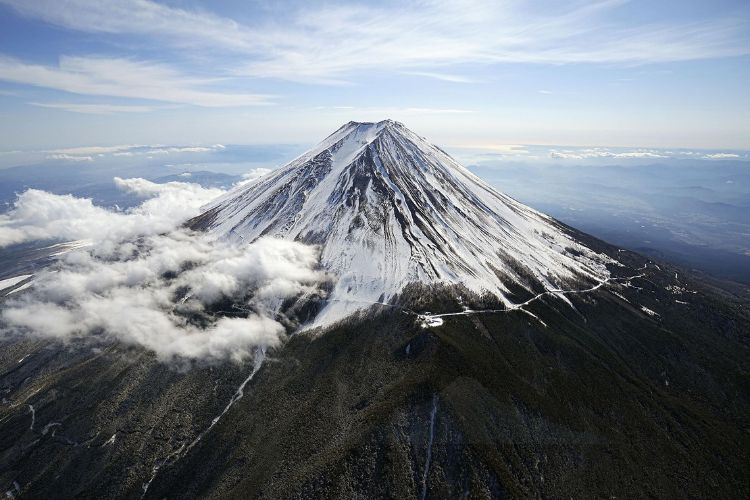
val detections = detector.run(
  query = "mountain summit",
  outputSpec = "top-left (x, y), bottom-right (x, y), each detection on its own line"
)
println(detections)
top-left (192, 120), bottom-right (612, 325)
top-left (3, 122), bottom-right (749, 499)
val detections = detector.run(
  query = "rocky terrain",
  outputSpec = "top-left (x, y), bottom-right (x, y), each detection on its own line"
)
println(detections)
top-left (0, 121), bottom-right (748, 498)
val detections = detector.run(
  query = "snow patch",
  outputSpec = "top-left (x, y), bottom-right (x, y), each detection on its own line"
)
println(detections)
top-left (420, 316), bottom-right (444, 328)
top-left (640, 305), bottom-right (659, 317)
top-left (27, 404), bottom-right (35, 430)
top-left (198, 120), bottom-right (615, 328)
top-left (0, 275), bottom-right (33, 293)
top-left (5, 282), bottom-right (33, 296)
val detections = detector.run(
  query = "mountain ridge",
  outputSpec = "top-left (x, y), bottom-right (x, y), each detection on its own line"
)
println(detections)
top-left (1, 122), bottom-right (748, 498)
top-left (190, 120), bottom-right (614, 327)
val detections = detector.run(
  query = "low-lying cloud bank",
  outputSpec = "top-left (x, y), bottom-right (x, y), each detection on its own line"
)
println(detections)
top-left (0, 177), bottom-right (224, 249)
top-left (0, 175), bottom-right (327, 362)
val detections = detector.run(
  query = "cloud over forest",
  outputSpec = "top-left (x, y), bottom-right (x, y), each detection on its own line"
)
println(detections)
top-left (0, 175), bottom-right (328, 362)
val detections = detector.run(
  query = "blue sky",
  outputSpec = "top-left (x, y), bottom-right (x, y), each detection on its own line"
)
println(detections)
top-left (0, 0), bottom-right (748, 151)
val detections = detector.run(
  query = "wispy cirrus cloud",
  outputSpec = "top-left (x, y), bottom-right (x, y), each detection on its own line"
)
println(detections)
top-left (30, 102), bottom-right (163, 114)
top-left (313, 105), bottom-right (474, 116)
top-left (403, 71), bottom-right (482, 84)
top-left (235, 2), bottom-right (750, 83)
top-left (1, 0), bottom-right (748, 86)
top-left (0, 0), bottom-right (264, 52)
top-left (1, 0), bottom-right (748, 149)
top-left (0, 55), bottom-right (273, 107)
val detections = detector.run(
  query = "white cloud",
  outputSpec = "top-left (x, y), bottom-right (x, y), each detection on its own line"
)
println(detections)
top-left (44, 143), bottom-right (226, 159)
top-left (1, 0), bottom-right (747, 85)
top-left (703, 152), bottom-right (740, 159)
top-left (45, 153), bottom-right (93, 162)
top-left (2, 233), bottom-right (327, 362)
top-left (403, 71), bottom-right (480, 83)
top-left (150, 146), bottom-right (214, 154)
top-left (0, 0), bottom-right (264, 52)
top-left (0, 176), bottom-right (329, 362)
top-left (235, 2), bottom-right (750, 82)
top-left (316, 106), bottom-right (474, 117)
top-left (48, 144), bottom-right (144, 155)
top-left (547, 148), bottom-right (748, 161)
top-left (549, 148), bottom-right (668, 160)
top-left (0, 55), bottom-right (273, 107)
top-left (402, 107), bottom-right (473, 114)
top-left (0, 177), bottom-right (223, 248)
top-left (476, 144), bottom-right (529, 153)
top-left (29, 101), bottom-right (160, 114)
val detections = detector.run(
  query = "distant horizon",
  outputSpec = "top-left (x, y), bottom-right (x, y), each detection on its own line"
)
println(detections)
top-left (1, 4), bottom-right (748, 496)
top-left (1, 137), bottom-right (749, 171)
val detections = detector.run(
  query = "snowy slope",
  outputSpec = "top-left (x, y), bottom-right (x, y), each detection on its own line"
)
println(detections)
top-left (193, 120), bottom-right (614, 326)
top-left (0, 274), bottom-right (33, 296)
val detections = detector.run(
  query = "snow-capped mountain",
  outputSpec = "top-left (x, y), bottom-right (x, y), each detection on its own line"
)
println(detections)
top-left (192, 120), bottom-right (613, 325)
top-left (5, 122), bottom-right (749, 500)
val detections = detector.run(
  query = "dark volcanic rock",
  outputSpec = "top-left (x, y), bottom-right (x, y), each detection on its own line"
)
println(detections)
top-left (1, 121), bottom-right (748, 498)
top-left (2, 242), bottom-right (748, 499)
